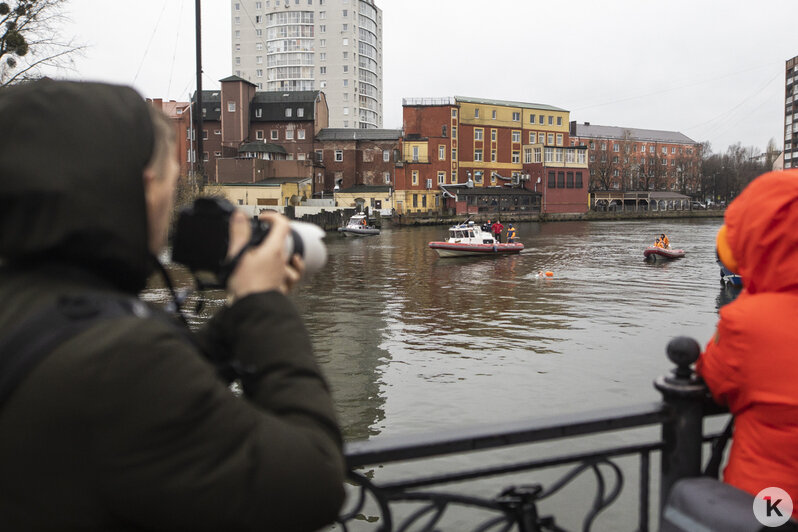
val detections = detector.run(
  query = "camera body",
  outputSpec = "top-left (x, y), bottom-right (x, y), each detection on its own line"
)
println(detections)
top-left (172, 197), bottom-right (327, 286)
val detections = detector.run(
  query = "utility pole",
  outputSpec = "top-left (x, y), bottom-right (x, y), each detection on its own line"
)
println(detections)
top-left (194, 0), bottom-right (205, 186)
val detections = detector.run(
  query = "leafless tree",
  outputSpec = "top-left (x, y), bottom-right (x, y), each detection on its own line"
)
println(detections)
top-left (0, 0), bottom-right (83, 86)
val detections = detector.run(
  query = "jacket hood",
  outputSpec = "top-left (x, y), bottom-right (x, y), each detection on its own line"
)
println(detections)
top-left (724, 169), bottom-right (798, 294)
top-left (0, 80), bottom-right (155, 293)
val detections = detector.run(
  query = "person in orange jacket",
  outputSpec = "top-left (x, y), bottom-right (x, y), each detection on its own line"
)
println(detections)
top-left (696, 170), bottom-right (798, 519)
top-left (660, 233), bottom-right (670, 249)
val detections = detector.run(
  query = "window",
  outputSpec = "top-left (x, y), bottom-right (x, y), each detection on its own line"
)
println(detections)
top-left (255, 108), bottom-right (262, 118)
top-left (285, 130), bottom-right (294, 140)
top-left (601, 143), bottom-right (607, 151)
top-left (474, 149), bottom-right (483, 161)
top-left (557, 171), bottom-right (565, 188)
top-left (512, 111), bottom-right (520, 121)
top-left (343, 79), bottom-right (348, 87)
top-left (529, 132), bottom-right (535, 143)
top-left (297, 108), bottom-right (304, 117)
top-left (320, 24), bottom-right (326, 32)
top-left (576, 172), bottom-right (584, 188)
top-left (412, 194), bottom-right (418, 207)
top-left (649, 145), bottom-right (655, 153)
top-left (255, 15), bottom-right (262, 23)
top-left (202, 130), bottom-right (208, 140)
top-left (271, 130), bottom-right (278, 140)
top-left (524, 147), bottom-right (532, 164)
top-left (475, 108), bottom-right (479, 118)
top-left (285, 108), bottom-right (292, 117)
top-left (556, 134), bottom-right (563, 146)
top-left (491, 149), bottom-right (496, 162)
top-left (474, 128), bottom-right (483, 141)
top-left (214, 129), bottom-right (221, 135)
top-left (256, 69), bottom-right (263, 77)
top-left (557, 116), bottom-right (562, 126)
top-left (335, 150), bottom-right (343, 162)
top-left (548, 116), bottom-right (553, 125)
top-left (442, 125), bottom-right (447, 136)
top-left (439, 145), bottom-right (445, 160)
top-left (234, 16), bottom-right (240, 24)
top-left (492, 110), bottom-right (497, 119)
top-left (512, 151), bottom-right (520, 163)
top-left (474, 171), bottom-right (483, 184)
top-left (320, 39), bottom-right (326, 47)
top-left (256, 56), bottom-right (263, 64)
top-left (412, 171), bottom-right (418, 185)
top-left (315, 150), bottom-right (323, 162)
top-left (613, 143), bottom-right (620, 152)
top-left (539, 132), bottom-right (545, 144)
top-left (438, 172), bottom-right (445, 184)
top-left (555, 149), bottom-right (563, 163)
top-left (512, 130), bottom-right (521, 143)
top-left (214, 151), bottom-right (221, 157)
top-left (567, 172), bottom-right (574, 188)
top-left (548, 133), bottom-right (554, 145)
top-left (412, 146), bottom-right (419, 161)
top-left (343, 38), bottom-right (349, 46)
top-left (544, 147), bottom-right (553, 162)
top-left (342, 9), bottom-right (347, 16)
top-left (256, 130), bottom-right (264, 140)
top-left (452, 148), bottom-right (457, 160)
top-left (671, 147), bottom-right (676, 154)
top-left (452, 109), bottom-right (458, 118)
top-left (383, 150), bottom-right (390, 162)
top-left (235, 56), bottom-right (241, 65)
top-left (451, 171), bottom-right (457, 183)
top-left (534, 147), bottom-right (542, 162)
top-left (452, 126), bottom-right (457, 138)
top-left (320, 10), bottom-right (326, 18)
top-left (491, 129), bottom-right (497, 141)
top-left (422, 195), bottom-right (427, 208)
top-left (384, 172), bottom-right (391, 183)
top-left (320, 66), bottom-right (327, 74)
top-left (529, 114), bottom-right (535, 124)
top-left (227, 101), bottom-right (236, 112)
top-left (297, 129), bottom-right (305, 139)
top-left (343, 65), bottom-right (348, 73)
top-left (548, 171), bottom-right (556, 188)
top-left (662, 146), bottom-right (667, 154)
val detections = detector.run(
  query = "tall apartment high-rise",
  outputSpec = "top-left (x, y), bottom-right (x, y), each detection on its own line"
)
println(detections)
top-left (785, 55), bottom-right (798, 168)
top-left (231, 0), bottom-right (382, 129)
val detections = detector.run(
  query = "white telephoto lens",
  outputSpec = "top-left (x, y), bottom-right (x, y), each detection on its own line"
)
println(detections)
top-left (286, 221), bottom-right (328, 274)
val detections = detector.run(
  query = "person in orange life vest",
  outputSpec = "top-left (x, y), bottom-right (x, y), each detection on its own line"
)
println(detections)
top-left (482, 219), bottom-right (492, 233)
top-left (506, 223), bottom-right (517, 243)
top-left (660, 233), bottom-right (670, 249)
top-left (654, 237), bottom-right (664, 248)
top-left (696, 170), bottom-right (798, 519)
top-left (491, 220), bottom-right (504, 243)
top-left (361, 217), bottom-right (367, 227)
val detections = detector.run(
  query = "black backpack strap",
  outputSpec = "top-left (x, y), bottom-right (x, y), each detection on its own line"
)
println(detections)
top-left (0, 294), bottom-right (149, 405)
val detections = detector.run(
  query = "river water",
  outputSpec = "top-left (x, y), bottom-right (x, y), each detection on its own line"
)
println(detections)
top-left (146, 216), bottom-right (738, 529)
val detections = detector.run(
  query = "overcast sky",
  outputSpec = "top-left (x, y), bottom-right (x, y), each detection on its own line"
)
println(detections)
top-left (55, 0), bottom-right (796, 155)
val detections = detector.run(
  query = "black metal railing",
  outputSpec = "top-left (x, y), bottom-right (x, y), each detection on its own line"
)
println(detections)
top-left (337, 337), bottom-right (729, 531)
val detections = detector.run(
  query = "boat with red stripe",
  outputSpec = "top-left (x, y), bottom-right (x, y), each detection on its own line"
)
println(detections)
top-left (429, 220), bottom-right (524, 257)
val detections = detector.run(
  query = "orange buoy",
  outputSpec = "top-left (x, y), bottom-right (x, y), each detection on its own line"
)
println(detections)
top-left (545, 271), bottom-right (554, 277)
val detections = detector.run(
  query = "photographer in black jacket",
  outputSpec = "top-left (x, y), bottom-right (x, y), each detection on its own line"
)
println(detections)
top-left (0, 80), bottom-right (344, 531)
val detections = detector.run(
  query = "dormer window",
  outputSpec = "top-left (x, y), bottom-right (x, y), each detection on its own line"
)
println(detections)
top-left (255, 108), bottom-right (262, 118)
top-left (285, 108), bottom-right (292, 117)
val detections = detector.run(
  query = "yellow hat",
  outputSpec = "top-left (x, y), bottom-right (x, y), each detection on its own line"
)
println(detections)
top-left (716, 225), bottom-right (739, 273)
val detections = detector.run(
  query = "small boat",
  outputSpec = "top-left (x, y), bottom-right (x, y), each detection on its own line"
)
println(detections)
top-left (429, 220), bottom-right (524, 257)
top-left (643, 246), bottom-right (685, 261)
top-left (719, 261), bottom-right (742, 287)
top-left (338, 213), bottom-right (380, 237)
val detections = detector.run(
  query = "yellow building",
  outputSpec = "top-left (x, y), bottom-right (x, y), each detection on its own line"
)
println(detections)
top-left (213, 178), bottom-right (312, 211)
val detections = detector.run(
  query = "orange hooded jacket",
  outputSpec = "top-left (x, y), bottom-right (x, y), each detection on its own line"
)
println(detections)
top-left (696, 170), bottom-right (798, 517)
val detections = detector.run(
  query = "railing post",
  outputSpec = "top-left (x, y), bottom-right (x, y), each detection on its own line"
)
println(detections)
top-left (654, 336), bottom-right (708, 510)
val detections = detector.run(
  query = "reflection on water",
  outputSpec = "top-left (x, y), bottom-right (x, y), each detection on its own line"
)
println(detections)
top-left (145, 218), bottom-right (730, 442)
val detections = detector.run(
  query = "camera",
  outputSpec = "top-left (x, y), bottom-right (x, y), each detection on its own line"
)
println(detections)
top-left (171, 196), bottom-right (327, 286)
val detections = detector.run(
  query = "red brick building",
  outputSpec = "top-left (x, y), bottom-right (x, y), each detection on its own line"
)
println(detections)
top-left (400, 96), bottom-right (589, 215)
top-left (570, 122), bottom-right (702, 195)
top-left (175, 76), bottom-right (329, 186)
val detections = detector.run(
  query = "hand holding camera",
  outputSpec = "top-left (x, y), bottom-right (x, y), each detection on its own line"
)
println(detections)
top-left (172, 197), bottom-right (328, 295)
top-left (227, 209), bottom-right (303, 298)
